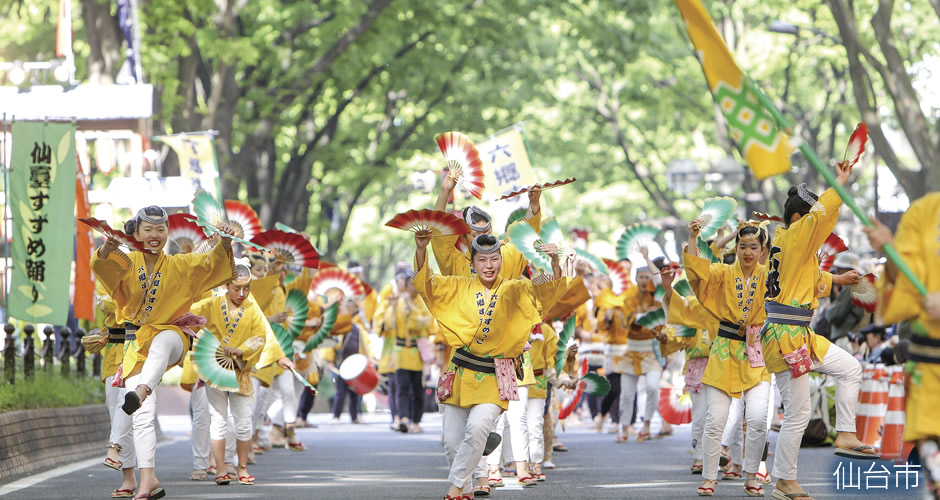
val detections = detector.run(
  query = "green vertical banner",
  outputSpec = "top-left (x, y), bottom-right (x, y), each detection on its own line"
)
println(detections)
top-left (8, 121), bottom-right (76, 325)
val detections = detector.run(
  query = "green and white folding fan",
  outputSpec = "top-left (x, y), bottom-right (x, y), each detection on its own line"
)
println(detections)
top-left (289, 367), bottom-right (318, 395)
top-left (271, 323), bottom-right (296, 359)
top-left (697, 237), bottom-right (720, 264)
top-left (284, 289), bottom-right (309, 337)
top-left (616, 223), bottom-right (661, 261)
top-left (696, 196), bottom-right (737, 240)
top-left (654, 285), bottom-right (666, 303)
top-left (191, 330), bottom-right (241, 392)
top-left (635, 307), bottom-right (667, 331)
top-left (275, 222), bottom-right (298, 233)
top-left (554, 316), bottom-right (576, 373)
top-left (673, 278), bottom-right (694, 297)
top-left (508, 221), bottom-right (552, 272)
top-left (540, 219), bottom-right (565, 247)
top-left (303, 299), bottom-right (339, 352)
top-left (580, 373), bottom-right (611, 397)
top-left (664, 324), bottom-right (697, 338)
top-left (574, 248), bottom-right (608, 274)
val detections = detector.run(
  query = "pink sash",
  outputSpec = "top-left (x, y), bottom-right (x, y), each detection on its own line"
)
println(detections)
top-left (494, 358), bottom-right (519, 401)
top-left (684, 357), bottom-right (708, 393)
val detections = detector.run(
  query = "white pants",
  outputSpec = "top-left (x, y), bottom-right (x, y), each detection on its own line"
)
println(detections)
top-left (206, 386), bottom-right (252, 441)
top-left (620, 369), bottom-right (661, 425)
top-left (485, 414), bottom-right (507, 467)
top-left (127, 330), bottom-right (184, 469)
top-left (105, 376), bottom-right (136, 468)
top-left (273, 371), bottom-right (299, 425)
top-left (443, 403), bottom-right (502, 494)
top-left (721, 398), bottom-right (745, 464)
top-left (251, 377), bottom-right (275, 432)
top-left (772, 344), bottom-right (861, 480)
top-left (192, 385), bottom-right (235, 468)
top-left (690, 389), bottom-right (706, 461)
top-left (525, 397), bottom-right (546, 463)
top-left (703, 382), bottom-right (770, 480)
top-left (506, 386), bottom-right (542, 464)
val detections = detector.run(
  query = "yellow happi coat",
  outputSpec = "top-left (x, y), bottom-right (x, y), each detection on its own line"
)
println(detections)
top-left (596, 287), bottom-right (631, 374)
top-left (91, 243), bottom-right (235, 380)
top-left (623, 285), bottom-right (661, 376)
top-left (542, 276), bottom-right (591, 322)
top-left (95, 280), bottom-right (124, 382)
top-left (877, 193), bottom-right (940, 441)
top-left (684, 253), bottom-right (770, 397)
top-left (660, 291), bottom-right (716, 371)
top-left (529, 322), bottom-right (559, 399)
top-left (393, 294), bottom-right (435, 372)
top-left (374, 282), bottom-right (398, 375)
top-left (191, 294), bottom-right (268, 396)
top-left (414, 255), bottom-right (566, 410)
top-left (762, 188), bottom-right (841, 374)
top-left (249, 273), bottom-right (288, 386)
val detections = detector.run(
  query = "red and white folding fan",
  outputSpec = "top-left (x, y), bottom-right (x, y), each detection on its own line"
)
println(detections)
top-left (385, 209), bottom-right (472, 237)
top-left (496, 178), bottom-right (577, 201)
top-left (658, 387), bottom-right (693, 425)
top-left (250, 230), bottom-right (319, 269)
top-left (436, 131), bottom-right (485, 200)
top-left (752, 211), bottom-right (784, 224)
top-left (851, 273), bottom-right (877, 313)
top-left (602, 258), bottom-right (630, 295)
top-left (310, 268), bottom-right (366, 300)
top-left (224, 200), bottom-right (263, 242)
top-left (167, 213), bottom-right (207, 255)
top-left (817, 233), bottom-right (848, 272)
top-left (77, 217), bottom-right (153, 254)
top-left (842, 122), bottom-right (869, 174)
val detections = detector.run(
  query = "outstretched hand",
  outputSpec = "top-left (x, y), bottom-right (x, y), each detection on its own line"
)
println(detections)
top-left (415, 229), bottom-right (432, 250)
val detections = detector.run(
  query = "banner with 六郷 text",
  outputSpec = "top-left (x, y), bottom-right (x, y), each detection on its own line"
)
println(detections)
top-left (474, 126), bottom-right (539, 232)
top-left (9, 121), bottom-right (76, 325)
top-left (157, 132), bottom-right (222, 203)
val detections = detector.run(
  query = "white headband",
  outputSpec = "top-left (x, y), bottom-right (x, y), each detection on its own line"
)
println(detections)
top-left (796, 183), bottom-right (817, 207)
top-left (135, 206), bottom-right (168, 226)
top-left (465, 206), bottom-right (492, 232)
top-left (471, 235), bottom-right (501, 255)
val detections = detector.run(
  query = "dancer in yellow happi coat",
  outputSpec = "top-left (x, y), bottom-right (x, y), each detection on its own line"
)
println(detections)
top-left (91, 206), bottom-right (235, 500)
top-left (864, 192), bottom-right (940, 500)
top-left (413, 230), bottom-right (568, 500)
top-left (760, 160), bottom-right (874, 500)
top-left (392, 277), bottom-right (436, 434)
top-left (190, 262), bottom-right (269, 486)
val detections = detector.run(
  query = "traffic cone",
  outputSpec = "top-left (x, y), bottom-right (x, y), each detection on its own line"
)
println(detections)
top-left (857, 363), bottom-right (889, 446)
top-left (880, 366), bottom-right (906, 460)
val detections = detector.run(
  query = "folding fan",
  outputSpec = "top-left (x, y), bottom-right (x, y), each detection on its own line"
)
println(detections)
top-left (695, 197), bottom-right (738, 240)
top-left (271, 323), bottom-right (296, 360)
top-left (574, 248), bottom-right (608, 274)
top-left (436, 131), bottom-right (485, 199)
top-left (616, 223), bottom-right (660, 261)
top-left (752, 211), bottom-right (783, 224)
top-left (540, 218), bottom-right (566, 248)
top-left (554, 316), bottom-right (576, 373)
top-left (658, 387), bottom-right (693, 425)
top-left (653, 285), bottom-right (666, 303)
top-left (580, 373), bottom-right (611, 397)
top-left (570, 228), bottom-right (589, 248)
top-left (385, 209), bottom-right (472, 237)
top-left (77, 217), bottom-right (153, 254)
top-left (304, 300), bottom-right (340, 352)
top-left (166, 213), bottom-right (207, 255)
top-left (191, 330), bottom-right (241, 392)
top-left (664, 324), bottom-right (698, 338)
top-left (851, 274), bottom-right (877, 313)
top-left (817, 233), bottom-right (848, 272)
top-left (250, 230), bottom-right (319, 269)
top-left (508, 221), bottom-right (552, 272)
top-left (284, 289), bottom-right (310, 337)
top-left (275, 222), bottom-right (299, 234)
top-left (673, 278), bottom-right (694, 298)
top-left (182, 214), bottom-right (266, 252)
top-left (289, 367), bottom-right (318, 396)
top-left (842, 122), bottom-right (869, 173)
top-left (635, 307), bottom-right (667, 331)
top-left (310, 267), bottom-right (365, 298)
top-left (557, 381), bottom-right (584, 421)
top-left (225, 200), bottom-right (263, 241)
top-left (696, 237), bottom-right (720, 264)
top-left (602, 258), bottom-right (630, 295)
top-left (496, 177), bottom-right (577, 201)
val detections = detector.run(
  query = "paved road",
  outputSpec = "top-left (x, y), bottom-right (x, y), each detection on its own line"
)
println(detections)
top-left (1, 411), bottom-right (926, 499)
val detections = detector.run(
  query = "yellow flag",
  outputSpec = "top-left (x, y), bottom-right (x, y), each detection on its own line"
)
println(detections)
top-left (675, 0), bottom-right (793, 180)
top-left (158, 133), bottom-right (222, 199)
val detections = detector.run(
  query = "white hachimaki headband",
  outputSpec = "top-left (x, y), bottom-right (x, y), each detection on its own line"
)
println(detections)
top-left (471, 235), bottom-right (501, 255)
top-left (464, 206), bottom-right (492, 233)
top-left (795, 183), bottom-right (817, 207)
top-left (135, 206), bottom-right (168, 226)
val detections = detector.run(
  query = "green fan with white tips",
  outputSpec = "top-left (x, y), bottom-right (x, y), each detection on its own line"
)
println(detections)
top-left (554, 316), bottom-right (576, 374)
top-left (635, 307), bottom-right (667, 331)
top-left (540, 219), bottom-right (565, 247)
top-left (697, 237), bottom-right (720, 264)
top-left (285, 289), bottom-right (309, 337)
top-left (580, 373), bottom-right (611, 397)
top-left (275, 222), bottom-right (298, 233)
top-left (574, 248), bottom-right (608, 274)
top-left (191, 330), bottom-right (241, 392)
top-left (696, 196), bottom-right (738, 240)
top-left (654, 285), bottom-right (666, 303)
top-left (616, 223), bottom-right (661, 261)
top-left (189, 192), bottom-right (265, 251)
top-left (271, 323), bottom-right (296, 359)
top-left (508, 222), bottom-right (552, 272)
top-left (303, 299), bottom-right (339, 352)
top-left (673, 278), bottom-right (694, 297)
top-left (666, 324), bottom-right (698, 338)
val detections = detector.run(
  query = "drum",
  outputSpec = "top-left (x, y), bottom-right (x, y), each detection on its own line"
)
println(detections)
top-left (339, 354), bottom-right (379, 395)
